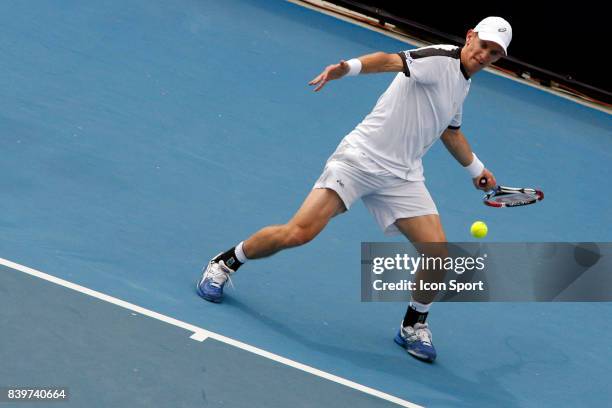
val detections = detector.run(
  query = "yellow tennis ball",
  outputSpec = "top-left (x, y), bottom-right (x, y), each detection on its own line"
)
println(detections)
top-left (470, 221), bottom-right (488, 238)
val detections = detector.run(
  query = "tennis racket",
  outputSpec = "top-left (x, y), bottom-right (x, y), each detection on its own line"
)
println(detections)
top-left (479, 177), bottom-right (544, 208)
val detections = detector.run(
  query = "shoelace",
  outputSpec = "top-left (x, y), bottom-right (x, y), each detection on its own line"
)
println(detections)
top-left (207, 262), bottom-right (234, 289)
top-left (414, 324), bottom-right (432, 346)
top-left (404, 323), bottom-right (432, 346)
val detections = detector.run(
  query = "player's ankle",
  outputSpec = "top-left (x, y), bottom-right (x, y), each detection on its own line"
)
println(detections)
top-left (403, 301), bottom-right (431, 327)
top-left (214, 242), bottom-right (248, 271)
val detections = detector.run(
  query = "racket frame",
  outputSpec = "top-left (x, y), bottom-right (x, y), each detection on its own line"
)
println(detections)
top-left (483, 186), bottom-right (544, 208)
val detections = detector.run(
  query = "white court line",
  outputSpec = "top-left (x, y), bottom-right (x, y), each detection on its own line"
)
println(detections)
top-left (287, 0), bottom-right (611, 115)
top-left (0, 257), bottom-right (422, 408)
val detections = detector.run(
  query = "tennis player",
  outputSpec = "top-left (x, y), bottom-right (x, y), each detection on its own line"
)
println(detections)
top-left (198, 17), bottom-right (512, 363)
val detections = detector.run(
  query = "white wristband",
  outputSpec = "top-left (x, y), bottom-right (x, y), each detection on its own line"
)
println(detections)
top-left (345, 58), bottom-right (362, 76)
top-left (465, 153), bottom-right (485, 178)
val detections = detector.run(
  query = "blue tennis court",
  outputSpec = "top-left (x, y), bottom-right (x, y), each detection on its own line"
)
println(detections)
top-left (1, 1), bottom-right (611, 407)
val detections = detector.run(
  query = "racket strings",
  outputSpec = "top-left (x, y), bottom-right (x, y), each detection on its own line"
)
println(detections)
top-left (496, 192), bottom-right (536, 204)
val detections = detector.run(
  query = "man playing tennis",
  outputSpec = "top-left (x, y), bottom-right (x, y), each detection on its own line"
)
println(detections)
top-left (198, 17), bottom-right (512, 362)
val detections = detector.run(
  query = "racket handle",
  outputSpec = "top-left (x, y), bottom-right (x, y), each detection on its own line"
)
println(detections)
top-left (479, 177), bottom-right (488, 187)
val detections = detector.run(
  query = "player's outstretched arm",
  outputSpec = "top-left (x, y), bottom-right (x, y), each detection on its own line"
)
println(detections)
top-left (308, 52), bottom-right (403, 92)
top-left (441, 128), bottom-right (496, 190)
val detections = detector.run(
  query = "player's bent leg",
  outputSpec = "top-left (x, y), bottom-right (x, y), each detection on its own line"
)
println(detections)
top-left (243, 188), bottom-right (346, 259)
top-left (393, 214), bottom-right (447, 362)
top-left (197, 188), bottom-right (345, 303)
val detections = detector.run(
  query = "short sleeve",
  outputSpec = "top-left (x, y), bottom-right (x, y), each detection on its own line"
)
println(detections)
top-left (397, 49), bottom-right (445, 85)
top-left (448, 104), bottom-right (463, 129)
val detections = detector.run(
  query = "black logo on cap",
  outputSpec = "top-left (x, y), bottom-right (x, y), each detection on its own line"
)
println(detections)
top-left (498, 28), bottom-right (507, 32)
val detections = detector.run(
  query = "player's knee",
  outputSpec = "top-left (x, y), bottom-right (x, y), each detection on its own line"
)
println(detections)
top-left (430, 229), bottom-right (447, 243)
top-left (284, 224), bottom-right (317, 247)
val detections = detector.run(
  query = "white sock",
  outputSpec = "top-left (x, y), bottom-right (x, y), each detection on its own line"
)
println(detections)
top-left (410, 300), bottom-right (431, 313)
top-left (235, 241), bottom-right (248, 264)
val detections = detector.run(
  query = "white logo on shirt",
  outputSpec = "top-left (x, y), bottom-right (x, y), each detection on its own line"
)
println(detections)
top-left (404, 51), bottom-right (414, 65)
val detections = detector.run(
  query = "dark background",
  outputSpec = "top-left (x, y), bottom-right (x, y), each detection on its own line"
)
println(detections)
top-left (328, 1), bottom-right (610, 100)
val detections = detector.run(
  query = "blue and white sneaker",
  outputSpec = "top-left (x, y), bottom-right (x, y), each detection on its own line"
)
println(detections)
top-left (196, 254), bottom-right (234, 303)
top-left (394, 323), bottom-right (437, 362)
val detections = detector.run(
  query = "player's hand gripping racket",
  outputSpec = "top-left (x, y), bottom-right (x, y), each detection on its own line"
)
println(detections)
top-left (479, 177), bottom-right (544, 208)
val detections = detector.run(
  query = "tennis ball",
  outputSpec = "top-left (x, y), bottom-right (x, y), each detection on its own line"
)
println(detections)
top-left (470, 221), bottom-right (488, 238)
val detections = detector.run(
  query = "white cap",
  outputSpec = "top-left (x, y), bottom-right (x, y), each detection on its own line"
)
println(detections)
top-left (474, 17), bottom-right (512, 55)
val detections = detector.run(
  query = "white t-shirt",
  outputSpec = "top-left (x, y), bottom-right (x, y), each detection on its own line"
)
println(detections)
top-left (344, 45), bottom-right (471, 181)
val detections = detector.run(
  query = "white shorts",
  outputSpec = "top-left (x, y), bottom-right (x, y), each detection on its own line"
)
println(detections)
top-left (313, 141), bottom-right (438, 236)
